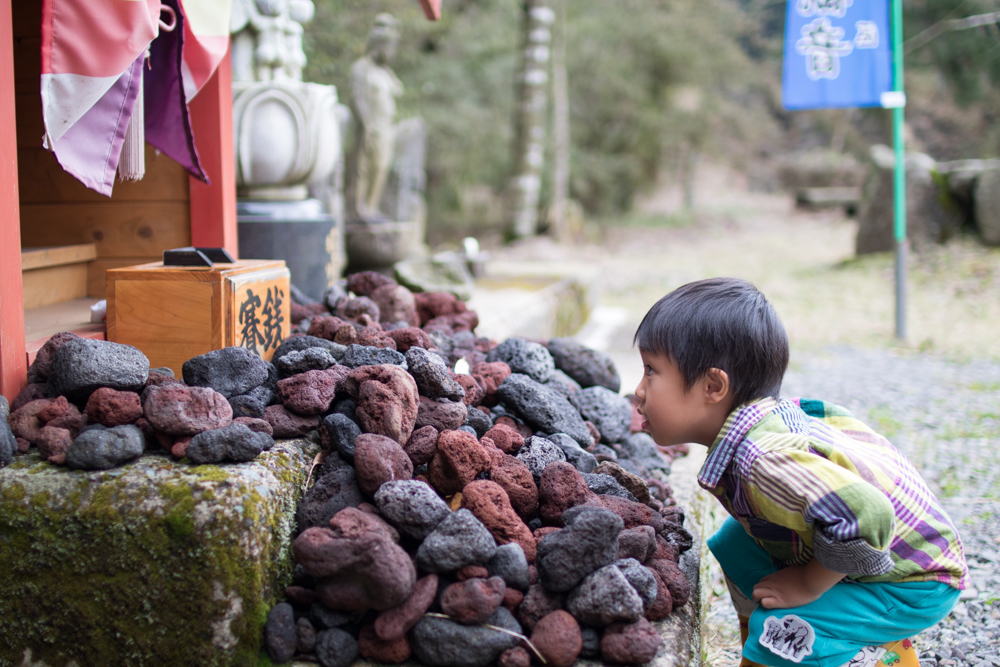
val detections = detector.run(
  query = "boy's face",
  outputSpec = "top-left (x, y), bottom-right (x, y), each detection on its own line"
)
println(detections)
top-left (634, 349), bottom-right (729, 447)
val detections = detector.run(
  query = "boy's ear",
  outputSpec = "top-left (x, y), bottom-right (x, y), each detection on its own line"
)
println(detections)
top-left (703, 368), bottom-right (730, 405)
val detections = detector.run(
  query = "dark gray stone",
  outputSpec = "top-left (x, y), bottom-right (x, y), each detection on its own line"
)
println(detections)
top-left (543, 369), bottom-right (582, 398)
top-left (310, 603), bottom-right (352, 630)
top-left (463, 407), bottom-right (493, 438)
top-left (276, 348), bottom-right (338, 377)
top-left (486, 338), bottom-right (554, 383)
top-left (374, 479), bottom-right (451, 540)
top-left (580, 627), bottom-right (601, 658)
top-left (406, 347), bottom-right (466, 401)
top-left (497, 374), bottom-right (590, 447)
top-left (265, 602), bottom-right (297, 663)
top-left (486, 543), bottom-right (530, 591)
top-left (296, 617), bottom-right (317, 654)
top-left (458, 425), bottom-right (478, 437)
top-left (182, 347), bottom-right (269, 399)
top-left (320, 413), bottom-right (361, 461)
top-left (566, 563), bottom-right (644, 627)
top-left (581, 473), bottom-right (638, 502)
top-left (546, 338), bottom-right (621, 393)
top-left (416, 508), bottom-right (497, 573)
top-left (296, 466), bottom-right (363, 532)
top-left (50, 339), bottom-right (149, 404)
top-left (228, 385), bottom-right (275, 419)
top-left (64, 424), bottom-right (144, 470)
top-left (545, 433), bottom-right (597, 473)
top-left (315, 628), bottom-right (359, 667)
top-left (592, 444), bottom-right (618, 463)
top-left (621, 432), bottom-right (670, 472)
top-left (0, 395), bottom-right (8, 422)
top-left (274, 335), bottom-right (347, 363)
top-left (343, 344), bottom-right (407, 369)
top-left (515, 436), bottom-right (566, 481)
top-left (187, 423), bottom-right (270, 464)
top-left (616, 558), bottom-right (658, 610)
top-left (572, 386), bottom-right (632, 444)
top-left (0, 420), bottom-right (15, 468)
top-left (536, 507), bottom-right (623, 593)
top-left (330, 397), bottom-right (357, 422)
top-left (411, 607), bottom-right (521, 667)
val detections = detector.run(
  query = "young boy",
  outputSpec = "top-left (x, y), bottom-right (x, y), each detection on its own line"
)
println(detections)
top-left (632, 277), bottom-right (968, 667)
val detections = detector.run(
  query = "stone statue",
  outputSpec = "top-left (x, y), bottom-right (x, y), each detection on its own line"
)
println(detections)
top-left (348, 13), bottom-right (404, 222)
top-left (231, 0), bottom-right (315, 83)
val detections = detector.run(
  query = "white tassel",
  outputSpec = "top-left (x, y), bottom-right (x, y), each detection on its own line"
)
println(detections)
top-left (118, 57), bottom-right (146, 182)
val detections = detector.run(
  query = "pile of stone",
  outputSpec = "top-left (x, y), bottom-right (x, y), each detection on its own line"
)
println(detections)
top-left (265, 273), bottom-right (693, 666)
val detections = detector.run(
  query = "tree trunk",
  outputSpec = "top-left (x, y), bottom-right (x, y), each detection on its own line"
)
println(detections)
top-left (549, 0), bottom-right (570, 242)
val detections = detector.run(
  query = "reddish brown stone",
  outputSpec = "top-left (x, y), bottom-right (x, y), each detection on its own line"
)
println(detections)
top-left (644, 568), bottom-right (673, 621)
top-left (285, 585), bottom-right (319, 605)
top-left (385, 327), bottom-right (434, 353)
top-left (593, 460), bottom-right (651, 504)
top-left (307, 315), bottom-right (351, 340)
top-left (498, 646), bottom-right (531, 667)
top-left (426, 430), bottom-right (491, 496)
top-left (482, 423), bottom-right (523, 455)
top-left (424, 312), bottom-right (479, 335)
top-left (170, 437), bottom-right (192, 459)
top-left (531, 610), bottom-right (582, 667)
top-left (263, 404), bottom-right (320, 439)
top-left (502, 587), bottom-right (524, 611)
top-left (533, 527), bottom-right (560, 549)
top-left (585, 421), bottom-right (601, 448)
top-left (403, 425), bottom-right (438, 466)
top-left (375, 574), bottom-right (439, 641)
top-left (359, 624), bottom-right (411, 664)
top-left (413, 291), bottom-right (468, 327)
top-left (584, 494), bottom-right (664, 531)
top-left (528, 565), bottom-right (538, 586)
top-left (37, 396), bottom-right (79, 423)
top-left (456, 565), bottom-right (490, 581)
top-left (290, 300), bottom-right (316, 325)
top-left (488, 455), bottom-right (538, 521)
top-left (15, 438), bottom-right (30, 454)
top-left (619, 525), bottom-right (658, 563)
top-left (347, 271), bottom-right (397, 297)
top-left (516, 584), bottom-right (564, 631)
top-left (35, 426), bottom-right (72, 462)
top-left (370, 283), bottom-right (418, 326)
top-left (85, 387), bottom-right (143, 427)
top-left (10, 383), bottom-right (49, 413)
top-left (538, 462), bottom-right (592, 525)
top-left (461, 480), bottom-right (536, 562)
top-left (646, 559), bottom-right (691, 608)
top-left (26, 331), bottom-right (80, 384)
top-left (9, 399), bottom-right (54, 444)
top-left (440, 576), bottom-right (506, 625)
top-left (451, 373), bottom-right (484, 406)
top-left (649, 534), bottom-right (680, 563)
top-left (144, 385), bottom-right (233, 436)
top-left (495, 416), bottom-right (532, 441)
top-left (233, 416), bottom-right (274, 436)
top-left (144, 369), bottom-right (183, 390)
top-left (470, 361), bottom-right (511, 407)
top-left (336, 324), bottom-right (396, 349)
top-left (601, 618), bottom-right (663, 664)
top-left (353, 433), bottom-right (413, 496)
top-left (344, 365), bottom-right (419, 444)
top-left (44, 413), bottom-right (86, 439)
top-left (276, 366), bottom-right (351, 415)
top-left (416, 396), bottom-right (467, 432)
top-left (478, 437), bottom-right (505, 468)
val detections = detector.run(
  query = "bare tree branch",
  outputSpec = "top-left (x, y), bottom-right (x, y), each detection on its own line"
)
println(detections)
top-left (905, 11), bottom-right (1000, 55)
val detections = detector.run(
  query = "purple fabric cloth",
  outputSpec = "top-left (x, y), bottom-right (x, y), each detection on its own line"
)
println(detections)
top-left (49, 55), bottom-right (144, 197)
top-left (143, 0), bottom-right (208, 184)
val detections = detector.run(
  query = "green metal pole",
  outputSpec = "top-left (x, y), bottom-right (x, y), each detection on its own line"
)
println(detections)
top-left (891, 0), bottom-right (907, 340)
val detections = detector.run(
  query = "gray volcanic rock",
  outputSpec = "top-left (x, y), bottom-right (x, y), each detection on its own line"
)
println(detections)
top-left (411, 607), bottom-right (522, 667)
top-left (182, 346), bottom-right (269, 398)
top-left (65, 424), bottom-right (145, 470)
top-left (320, 413), bottom-right (362, 460)
top-left (187, 422), bottom-right (273, 464)
top-left (486, 338), bottom-right (554, 383)
top-left (621, 432), bottom-right (670, 472)
top-left (497, 374), bottom-right (590, 447)
top-left (228, 385), bottom-right (275, 419)
top-left (0, 420), bottom-right (14, 468)
top-left (463, 407), bottom-right (493, 438)
top-left (275, 348), bottom-right (338, 378)
top-left (265, 602), bottom-right (297, 663)
top-left (296, 466), bottom-right (363, 532)
top-left (416, 508), bottom-right (497, 572)
top-left (374, 480), bottom-right (451, 541)
top-left (572, 386), bottom-right (631, 444)
top-left (27, 331), bottom-right (81, 384)
top-left (566, 564), bottom-right (644, 627)
top-left (615, 558), bottom-right (658, 609)
top-left (545, 433), bottom-right (597, 473)
top-left (144, 385), bottom-right (233, 436)
top-left (546, 338), bottom-right (621, 393)
top-left (273, 336), bottom-right (347, 362)
top-left (50, 339), bottom-right (149, 403)
top-left (416, 397), bottom-right (467, 432)
top-left (0, 395), bottom-right (8, 423)
top-left (343, 345), bottom-right (406, 369)
top-left (406, 347), bottom-right (466, 401)
top-left (543, 369), bottom-right (582, 398)
top-left (515, 436), bottom-right (566, 482)
top-left (486, 543), bottom-right (530, 591)
top-left (536, 508), bottom-right (623, 592)
top-left (315, 628), bottom-right (359, 667)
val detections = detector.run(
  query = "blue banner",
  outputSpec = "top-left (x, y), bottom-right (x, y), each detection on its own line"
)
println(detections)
top-left (782, 0), bottom-right (893, 110)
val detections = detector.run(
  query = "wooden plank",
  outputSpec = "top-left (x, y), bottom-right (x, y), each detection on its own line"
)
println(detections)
top-left (26, 325), bottom-right (105, 365)
top-left (23, 297), bottom-right (103, 348)
top-left (20, 243), bottom-right (97, 270)
top-left (188, 42), bottom-right (238, 258)
top-left (22, 263), bottom-right (89, 309)
top-left (14, 35), bottom-right (38, 95)
top-left (105, 259), bottom-right (285, 282)
top-left (19, 201), bottom-right (191, 257)
top-left (11, 0), bottom-right (40, 39)
top-left (87, 257), bottom-right (159, 298)
top-left (0, 0), bottom-right (27, 402)
top-left (17, 146), bottom-right (190, 203)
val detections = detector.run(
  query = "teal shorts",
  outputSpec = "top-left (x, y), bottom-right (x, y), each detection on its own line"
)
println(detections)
top-left (708, 516), bottom-right (960, 667)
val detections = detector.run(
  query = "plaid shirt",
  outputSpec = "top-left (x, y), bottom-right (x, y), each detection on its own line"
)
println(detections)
top-left (699, 397), bottom-right (969, 589)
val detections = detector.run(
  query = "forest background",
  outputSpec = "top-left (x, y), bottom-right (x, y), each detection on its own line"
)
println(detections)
top-left (303, 0), bottom-right (1000, 245)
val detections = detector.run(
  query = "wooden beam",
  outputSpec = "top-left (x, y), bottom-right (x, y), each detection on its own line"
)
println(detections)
top-left (0, 0), bottom-right (27, 401)
top-left (188, 43), bottom-right (238, 259)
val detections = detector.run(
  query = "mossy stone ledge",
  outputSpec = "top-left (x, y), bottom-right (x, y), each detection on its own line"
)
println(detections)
top-left (0, 438), bottom-right (320, 667)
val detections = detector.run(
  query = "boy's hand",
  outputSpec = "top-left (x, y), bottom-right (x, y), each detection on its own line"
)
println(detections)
top-left (752, 559), bottom-right (845, 609)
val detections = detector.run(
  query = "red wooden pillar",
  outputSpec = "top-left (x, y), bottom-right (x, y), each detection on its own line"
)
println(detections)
top-left (188, 43), bottom-right (238, 259)
top-left (0, 0), bottom-right (26, 402)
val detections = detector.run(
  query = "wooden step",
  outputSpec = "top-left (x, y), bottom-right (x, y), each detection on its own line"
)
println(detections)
top-left (21, 243), bottom-right (97, 309)
top-left (23, 297), bottom-right (106, 365)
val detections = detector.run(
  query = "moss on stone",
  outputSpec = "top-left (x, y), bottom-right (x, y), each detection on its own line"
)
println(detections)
top-left (0, 439), bottom-right (319, 667)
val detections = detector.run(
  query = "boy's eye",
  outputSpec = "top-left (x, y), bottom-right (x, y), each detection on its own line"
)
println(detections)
top-left (645, 365), bottom-right (654, 376)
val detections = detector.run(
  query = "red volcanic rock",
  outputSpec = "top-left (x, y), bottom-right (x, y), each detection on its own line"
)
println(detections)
top-left (498, 647), bottom-right (531, 667)
top-left (427, 430), bottom-right (491, 496)
top-left (85, 387), bottom-right (143, 427)
top-left (531, 610), bottom-right (582, 667)
top-left (170, 436), bottom-right (192, 459)
top-left (15, 438), bottom-right (30, 454)
top-left (516, 584), bottom-right (564, 631)
top-left (144, 369), bottom-right (183, 390)
top-left (413, 291), bottom-right (468, 327)
top-left (353, 433), bottom-right (413, 496)
top-left (333, 295), bottom-right (381, 324)
top-left (488, 455), bottom-right (539, 521)
top-left (359, 624), bottom-right (411, 664)
top-left (45, 413), bottom-right (86, 439)
top-left (233, 416), bottom-right (274, 436)
top-left (11, 384), bottom-right (50, 413)
top-left (646, 558), bottom-right (691, 608)
top-left (482, 423), bottom-right (523, 454)
top-left (440, 576), bottom-right (506, 625)
top-left (495, 416), bottom-right (532, 441)
top-left (347, 271), bottom-right (397, 297)
top-left (375, 574), bottom-right (439, 641)
top-left (584, 494), bottom-right (664, 531)
top-left (35, 426), bottom-right (72, 462)
top-left (585, 421), bottom-right (601, 449)
top-left (284, 585), bottom-right (319, 605)
top-left (423, 312), bottom-right (480, 335)
top-left (650, 534), bottom-right (680, 563)
top-left (478, 437), bottom-right (505, 468)
top-left (385, 327), bottom-right (433, 353)
top-left (263, 404), bottom-right (319, 439)
top-left (456, 565), bottom-right (490, 581)
top-left (451, 373), bottom-right (484, 406)
top-left (502, 587), bottom-right (524, 612)
top-left (618, 525), bottom-right (658, 563)
top-left (461, 480), bottom-right (536, 562)
top-left (26, 331), bottom-right (80, 384)
top-left (144, 385), bottom-right (233, 436)
top-left (276, 366), bottom-right (350, 415)
top-left (354, 326), bottom-right (396, 349)
top-left (645, 568), bottom-right (674, 621)
top-left (415, 397), bottom-right (467, 432)
top-left (533, 527), bottom-right (560, 549)
top-left (601, 618), bottom-right (663, 665)
top-left (307, 315), bottom-right (351, 340)
top-left (403, 425), bottom-right (438, 467)
top-left (344, 365), bottom-right (419, 444)
top-left (470, 361), bottom-right (511, 407)
top-left (370, 284), bottom-right (418, 326)
top-left (538, 462), bottom-right (592, 526)
top-left (9, 399), bottom-right (55, 444)
top-left (37, 396), bottom-right (79, 423)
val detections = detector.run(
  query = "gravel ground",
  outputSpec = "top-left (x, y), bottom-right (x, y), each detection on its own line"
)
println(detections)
top-left (704, 346), bottom-right (1000, 667)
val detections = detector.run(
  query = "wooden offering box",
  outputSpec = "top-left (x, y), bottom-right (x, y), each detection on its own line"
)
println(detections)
top-left (106, 260), bottom-right (291, 377)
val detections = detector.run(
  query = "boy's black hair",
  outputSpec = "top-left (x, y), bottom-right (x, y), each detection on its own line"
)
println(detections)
top-left (633, 277), bottom-right (789, 407)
